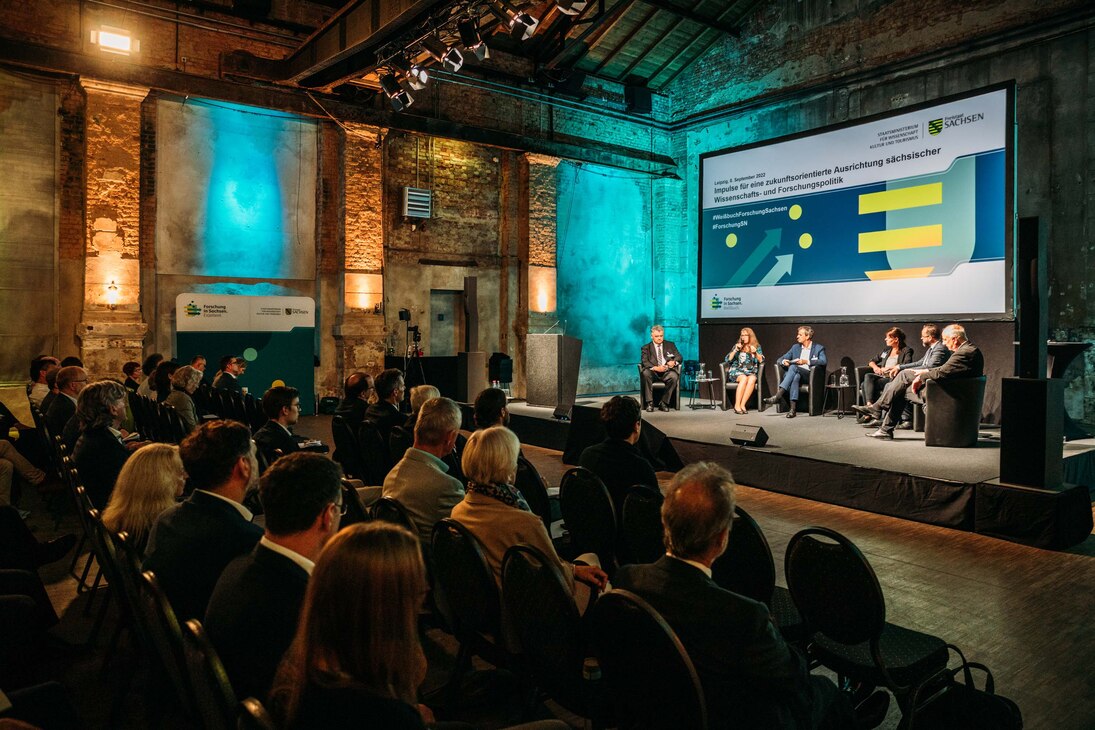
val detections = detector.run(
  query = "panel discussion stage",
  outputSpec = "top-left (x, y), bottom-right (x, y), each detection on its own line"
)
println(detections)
top-left (501, 396), bottom-right (1094, 550)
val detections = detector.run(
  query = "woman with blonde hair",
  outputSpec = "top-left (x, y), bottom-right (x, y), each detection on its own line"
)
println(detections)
top-left (724, 327), bottom-right (764, 414)
top-left (271, 522), bottom-right (431, 728)
top-left (102, 443), bottom-right (184, 555)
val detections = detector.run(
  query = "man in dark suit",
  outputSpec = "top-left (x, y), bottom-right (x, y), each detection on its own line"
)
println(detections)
top-left (212, 355), bottom-right (244, 393)
top-left (143, 420), bottom-right (263, 621)
top-left (640, 325), bottom-right (681, 412)
top-left (44, 366), bottom-right (85, 439)
top-left (855, 323), bottom-right (984, 440)
top-left (863, 324), bottom-right (950, 429)
top-left (205, 452), bottom-right (343, 701)
top-left (253, 386), bottom-right (303, 464)
top-left (365, 368), bottom-right (406, 442)
top-left (764, 325), bottom-right (827, 418)
top-left (579, 395), bottom-right (659, 514)
top-left (614, 462), bottom-right (881, 730)
top-left (334, 372), bottom-right (374, 427)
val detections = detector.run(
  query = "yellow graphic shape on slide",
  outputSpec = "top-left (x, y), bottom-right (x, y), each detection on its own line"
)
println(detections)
top-left (864, 266), bottom-right (934, 280)
top-left (858, 224), bottom-right (942, 253)
top-left (858, 182), bottom-right (942, 214)
top-left (858, 181), bottom-right (944, 280)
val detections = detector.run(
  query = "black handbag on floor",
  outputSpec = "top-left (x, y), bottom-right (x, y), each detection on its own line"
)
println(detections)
top-left (908, 645), bottom-right (1022, 729)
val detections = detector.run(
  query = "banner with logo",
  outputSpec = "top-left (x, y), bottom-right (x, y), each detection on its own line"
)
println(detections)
top-left (176, 294), bottom-right (316, 413)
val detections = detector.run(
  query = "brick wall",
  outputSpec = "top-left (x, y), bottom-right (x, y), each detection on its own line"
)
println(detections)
top-left (527, 154), bottom-right (560, 268)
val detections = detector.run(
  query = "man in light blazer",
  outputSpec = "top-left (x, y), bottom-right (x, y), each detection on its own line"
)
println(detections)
top-left (764, 325), bottom-right (827, 418)
top-left (640, 324), bottom-right (681, 412)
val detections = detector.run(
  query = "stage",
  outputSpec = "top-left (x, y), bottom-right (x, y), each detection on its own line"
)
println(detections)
top-left (502, 396), bottom-right (1095, 550)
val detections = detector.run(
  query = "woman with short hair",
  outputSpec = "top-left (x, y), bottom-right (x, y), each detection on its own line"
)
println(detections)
top-left (164, 365), bottom-right (203, 433)
top-left (73, 380), bottom-right (143, 507)
top-left (102, 443), bottom-right (184, 555)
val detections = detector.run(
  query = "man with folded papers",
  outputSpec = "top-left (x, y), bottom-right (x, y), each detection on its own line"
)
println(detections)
top-left (854, 324), bottom-right (983, 441)
top-left (640, 325), bottom-right (680, 412)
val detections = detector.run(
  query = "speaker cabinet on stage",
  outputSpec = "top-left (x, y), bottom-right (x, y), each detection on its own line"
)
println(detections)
top-left (527, 334), bottom-right (582, 416)
top-left (1000, 377), bottom-right (1063, 489)
top-left (456, 352), bottom-right (487, 404)
top-left (729, 424), bottom-right (768, 447)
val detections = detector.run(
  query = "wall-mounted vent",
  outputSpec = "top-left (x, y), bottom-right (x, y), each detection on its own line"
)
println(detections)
top-left (402, 187), bottom-right (432, 219)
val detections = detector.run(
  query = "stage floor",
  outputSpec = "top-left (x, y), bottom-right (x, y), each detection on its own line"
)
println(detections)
top-left (509, 395), bottom-right (1095, 486)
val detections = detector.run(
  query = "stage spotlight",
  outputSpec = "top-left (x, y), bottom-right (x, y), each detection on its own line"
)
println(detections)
top-left (487, 0), bottom-right (538, 41)
top-left (422, 35), bottom-right (464, 73)
top-left (458, 17), bottom-right (490, 61)
top-left (392, 56), bottom-right (429, 90)
top-left (555, 0), bottom-right (588, 15)
top-left (379, 72), bottom-right (414, 111)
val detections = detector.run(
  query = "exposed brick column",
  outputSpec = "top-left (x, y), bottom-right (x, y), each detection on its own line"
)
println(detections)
top-left (335, 122), bottom-right (387, 383)
top-left (77, 79), bottom-right (148, 380)
top-left (526, 153), bottom-right (560, 342)
top-left (57, 81), bottom-right (87, 357)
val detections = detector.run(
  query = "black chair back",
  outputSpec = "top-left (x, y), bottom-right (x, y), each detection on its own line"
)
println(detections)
top-left (137, 570), bottom-right (194, 712)
top-left (502, 544), bottom-right (603, 720)
top-left (430, 518), bottom-right (502, 642)
top-left (784, 526), bottom-right (886, 646)
top-left (339, 480), bottom-right (370, 526)
top-left (356, 421), bottom-right (392, 485)
top-left (330, 416), bottom-right (365, 479)
top-left (590, 589), bottom-right (706, 729)
top-left (559, 467), bottom-right (617, 572)
top-left (711, 506), bottom-right (776, 605)
top-left (514, 456), bottom-right (553, 529)
top-left (238, 697), bottom-right (277, 730)
top-left (388, 425), bottom-right (413, 463)
top-left (370, 496), bottom-right (415, 532)
top-left (181, 619), bottom-right (238, 730)
top-left (110, 530), bottom-right (153, 646)
top-left (620, 485), bottom-right (664, 565)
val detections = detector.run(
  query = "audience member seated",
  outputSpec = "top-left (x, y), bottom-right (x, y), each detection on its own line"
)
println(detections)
top-left (28, 356), bottom-right (59, 409)
top-left (73, 381), bottom-right (146, 508)
top-left (640, 324), bottom-right (680, 412)
top-left (861, 324), bottom-right (950, 429)
top-left (40, 366), bottom-right (60, 415)
top-left (723, 327), bottom-right (765, 414)
top-left (135, 353), bottom-right (163, 399)
top-left (143, 420), bottom-right (263, 621)
top-left (205, 452), bottom-right (343, 703)
top-left (764, 325), bottom-right (828, 418)
top-left (102, 443), bottom-right (185, 556)
top-left (855, 323), bottom-right (984, 441)
top-left (859, 327), bottom-right (914, 419)
top-left (578, 395), bottom-right (659, 514)
top-left (45, 366), bottom-right (86, 439)
top-left (473, 386), bottom-right (510, 429)
top-left (60, 356), bottom-right (82, 368)
top-left (383, 397), bottom-right (464, 542)
top-left (164, 365), bottom-right (203, 433)
top-left (213, 355), bottom-right (244, 393)
top-left (451, 426), bottom-right (607, 611)
top-left (0, 440), bottom-right (49, 510)
top-left (254, 386), bottom-right (308, 463)
top-left (122, 361), bottom-right (142, 393)
top-left (334, 372), bottom-right (375, 426)
top-left (270, 522), bottom-right (433, 729)
top-left (614, 462), bottom-right (882, 729)
top-left (190, 354), bottom-right (207, 376)
top-left (365, 368), bottom-right (406, 442)
top-left (152, 360), bottom-right (180, 403)
top-left (402, 384), bottom-right (439, 434)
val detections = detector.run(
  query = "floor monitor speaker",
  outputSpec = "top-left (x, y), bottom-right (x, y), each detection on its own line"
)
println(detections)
top-left (729, 424), bottom-right (768, 447)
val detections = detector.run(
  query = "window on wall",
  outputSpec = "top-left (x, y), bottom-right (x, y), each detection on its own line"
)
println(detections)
top-left (0, 69), bottom-right (58, 382)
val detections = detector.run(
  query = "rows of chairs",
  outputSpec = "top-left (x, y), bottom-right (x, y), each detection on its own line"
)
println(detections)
top-left (192, 384), bottom-right (265, 432)
top-left (128, 392), bottom-right (188, 444)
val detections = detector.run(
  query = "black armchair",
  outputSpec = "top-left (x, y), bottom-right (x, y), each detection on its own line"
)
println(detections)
top-left (717, 361), bottom-right (765, 413)
top-left (773, 361), bottom-right (827, 416)
top-left (635, 363), bottom-right (681, 410)
top-left (914, 376), bottom-right (987, 447)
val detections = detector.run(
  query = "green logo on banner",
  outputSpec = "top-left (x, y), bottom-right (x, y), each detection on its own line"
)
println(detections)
top-left (185, 301), bottom-right (201, 317)
top-left (710, 296), bottom-right (722, 310)
top-left (927, 118), bottom-right (943, 136)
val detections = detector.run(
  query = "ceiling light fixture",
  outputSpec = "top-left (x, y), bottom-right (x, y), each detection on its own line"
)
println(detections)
top-left (90, 25), bottom-right (139, 55)
top-left (457, 17), bottom-right (490, 61)
top-left (379, 72), bottom-right (414, 111)
top-left (555, 0), bottom-right (589, 16)
top-left (421, 35), bottom-right (464, 73)
top-left (487, 0), bottom-right (538, 41)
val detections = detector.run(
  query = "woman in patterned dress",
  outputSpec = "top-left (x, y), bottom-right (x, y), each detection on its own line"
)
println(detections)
top-left (724, 327), bottom-right (764, 414)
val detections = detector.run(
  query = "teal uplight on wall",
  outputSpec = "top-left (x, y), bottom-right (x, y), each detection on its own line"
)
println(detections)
top-left (155, 96), bottom-right (317, 280)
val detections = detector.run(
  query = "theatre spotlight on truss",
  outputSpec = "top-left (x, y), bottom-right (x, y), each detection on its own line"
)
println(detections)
top-left (392, 55), bottom-right (429, 90)
top-left (487, 0), bottom-right (538, 41)
top-left (422, 35), bottom-right (464, 73)
top-left (555, 0), bottom-right (588, 16)
top-left (457, 17), bottom-right (490, 61)
top-left (379, 72), bottom-right (414, 111)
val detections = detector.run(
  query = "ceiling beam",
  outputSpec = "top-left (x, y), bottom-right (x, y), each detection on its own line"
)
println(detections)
top-left (632, 0), bottom-right (740, 36)
top-left (542, 0), bottom-right (636, 70)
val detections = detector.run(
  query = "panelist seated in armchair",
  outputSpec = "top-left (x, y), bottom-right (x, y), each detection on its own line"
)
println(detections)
top-left (640, 324), bottom-right (680, 412)
top-left (859, 327), bottom-right (914, 415)
top-left (861, 324), bottom-right (950, 429)
top-left (723, 327), bottom-right (765, 415)
top-left (764, 326), bottom-right (827, 418)
top-left (854, 324), bottom-right (984, 440)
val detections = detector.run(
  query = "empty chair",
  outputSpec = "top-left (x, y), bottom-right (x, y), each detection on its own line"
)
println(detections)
top-left (559, 467), bottom-right (617, 573)
top-left (182, 619), bottom-right (238, 730)
top-left (330, 415), bottom-right (365, 479)
top-left (501, 544), bottom-right (612, 726)
top-left (619, 485), bottom-right (664, 565)
top-left (369, 495), bottom-right (415, 532)
top-left (785, 526), bottom-right (949, 721)
top-left (514, 455), bottom-right (554, 529)
top-left (590, 589), bottom-right (706, 729)
top-left (136, 570), bottom-right (195, 720)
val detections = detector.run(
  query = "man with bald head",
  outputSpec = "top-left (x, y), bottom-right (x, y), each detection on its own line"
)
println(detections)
top-left (614, 462), bottom-right (874, 729)
top-left (334, 371), bottom-right (374, 426)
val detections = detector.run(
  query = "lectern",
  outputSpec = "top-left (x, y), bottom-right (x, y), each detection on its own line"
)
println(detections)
top-left (527, 334), bottom-right (582, 418)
